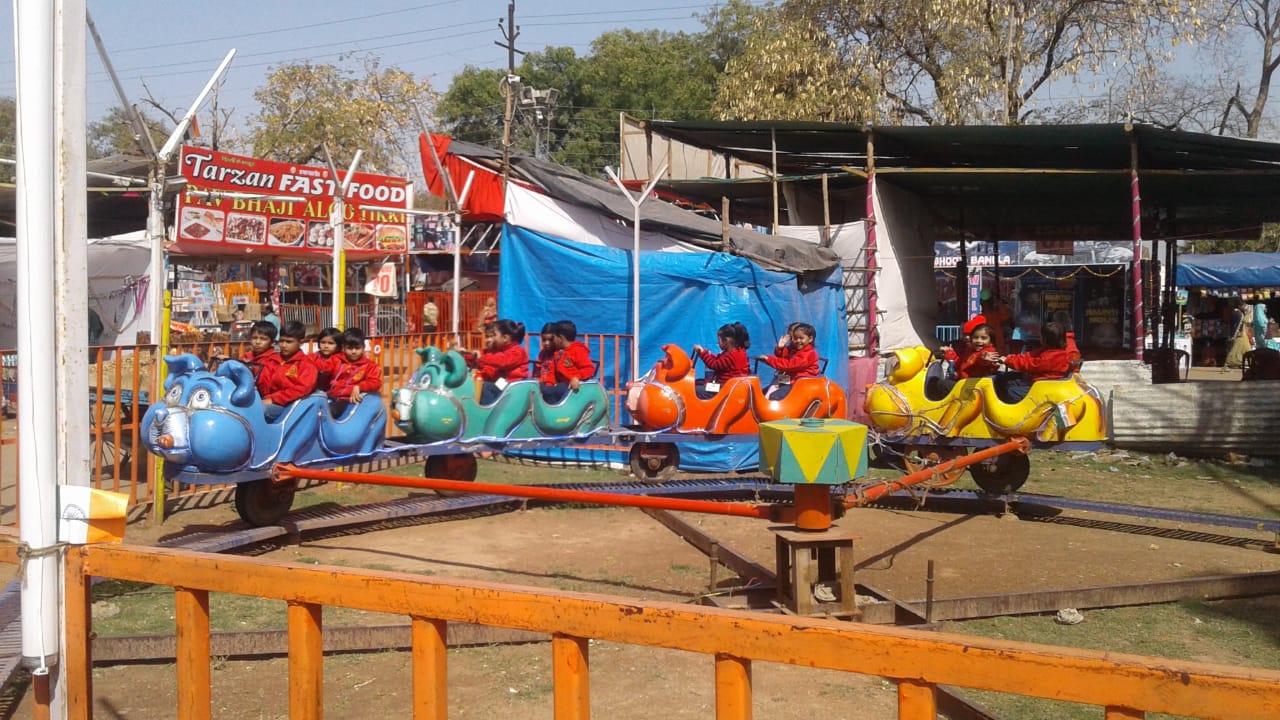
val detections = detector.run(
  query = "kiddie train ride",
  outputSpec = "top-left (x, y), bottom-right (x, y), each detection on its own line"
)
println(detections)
top-left (862, 345), bottom-right (1109, 494)
top-left (140, 343), bottom-right (850, 525)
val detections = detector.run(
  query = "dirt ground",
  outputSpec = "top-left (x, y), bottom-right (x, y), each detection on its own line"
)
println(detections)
top-left (13, 455), bottom-right (1280, 719)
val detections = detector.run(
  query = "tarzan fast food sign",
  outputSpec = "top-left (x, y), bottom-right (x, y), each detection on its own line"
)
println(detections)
top-left (173, 146), bottom-right (411, 255)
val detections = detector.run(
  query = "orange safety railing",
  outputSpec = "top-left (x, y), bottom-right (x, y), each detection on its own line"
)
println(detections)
top-left (0, 330), bottom-right (635, 525)
top-left (406, 290), bottom-right (497, 334)
top-left (49, 542), bottom-right (1280, 720)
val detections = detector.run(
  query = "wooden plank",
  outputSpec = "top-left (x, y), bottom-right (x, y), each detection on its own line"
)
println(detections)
top-left (91, 623), bottom-right (546, 663)
top-left (81, 544), bottom-right (1280, 719)
top-left (63, 548), bottom-right (92, 720)
top-left (412, 617), bottom-right (447, 720)
top-left (174, 588), bottom-right (211, 720)
top-left (552, 634), bottom-right (589, 720)
top-left (715, 654), bottom-right (752, 720)
top-left (640, 508), bottom-right (775, 584)
top-left (287, 602), bottom-right (323, 720)
top-left (912, 572), bottom-right (1280, 621)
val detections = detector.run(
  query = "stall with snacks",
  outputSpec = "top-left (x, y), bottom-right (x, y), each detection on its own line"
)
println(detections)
top-left (166, 146), bottom-right (412, 338)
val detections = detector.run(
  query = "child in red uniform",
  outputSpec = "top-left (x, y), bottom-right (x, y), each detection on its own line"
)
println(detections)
top-left (534, 322), bottom-right (558, 385)
top-left (955, 322), bottom-right (1000, 380)
top-left (311, 327), bottom-right (343, 394)
top-left (328, 328), bottom-right (383, 417)
top-left (542, 320), bottom-right (595, 403)
top-left (260, 321), bottom-right (318, 422)
top-left (464, 319), bottom-right (530, 404)
top-left (239, 321), bottom-right (283, 396)
top-left (760, 322), bottom-right (820, 400)
top-left (693, 322), bottom-right (751, 383)
top-left (997, 321), bottom-right (1077, 401)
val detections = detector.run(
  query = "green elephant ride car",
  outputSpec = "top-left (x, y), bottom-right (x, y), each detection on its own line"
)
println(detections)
top-left (393, 347), bottom-right (611, 443)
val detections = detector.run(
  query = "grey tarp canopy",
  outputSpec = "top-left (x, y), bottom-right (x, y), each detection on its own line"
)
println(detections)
top-left (443, 139), bottom-right (840, 275)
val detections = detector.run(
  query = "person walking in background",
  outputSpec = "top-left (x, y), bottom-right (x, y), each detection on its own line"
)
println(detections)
top-left (1253, 291), bottom-right (1270, 350)
top-left (422, 299), bottom-right (439, 333)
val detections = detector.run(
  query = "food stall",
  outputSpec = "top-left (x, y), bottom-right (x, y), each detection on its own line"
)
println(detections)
top-left (167, 146), bottom-right (411, 339)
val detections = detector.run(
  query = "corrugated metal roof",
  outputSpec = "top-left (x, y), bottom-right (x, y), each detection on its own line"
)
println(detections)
top-left (1111, 383), bottom-right (1280, 455)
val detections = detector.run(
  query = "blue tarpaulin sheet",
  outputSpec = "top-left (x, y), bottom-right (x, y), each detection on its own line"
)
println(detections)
top-left (497, 224), bottom-right (848, 471)
top-left (1176, 253), bottom-right (1280, 288)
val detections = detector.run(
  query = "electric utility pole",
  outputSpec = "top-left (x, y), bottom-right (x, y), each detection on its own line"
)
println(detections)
top-left (496, 2), bottom-right (523, 189)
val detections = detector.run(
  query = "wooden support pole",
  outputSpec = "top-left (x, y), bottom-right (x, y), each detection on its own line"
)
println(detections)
top-left (897, 679), bottom-right (937, 720)
top-left (412, 617), bottom-right (448, 720)
top-left (721, 196), bottom-right (730, 247)
top-left (63, 547), bottom-right (92, 720)
top-left (552, 633), bottom-right (590, 720)
top-left (820, 173), bottom-right (832, 247)
top-left (175, 588), bottom-right (212, 720)
top-left (715, 653), bottom-right (752, 720)
top-left (771, 127), bottom-right (779, 234)
top-left (288, 602), bottom-right (323, 720)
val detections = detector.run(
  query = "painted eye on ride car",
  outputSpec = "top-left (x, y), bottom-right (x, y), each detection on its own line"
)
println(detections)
top-left (166, 385), bottom-right (183, 404)
top-left (189, 389), bottom-right (212, 410)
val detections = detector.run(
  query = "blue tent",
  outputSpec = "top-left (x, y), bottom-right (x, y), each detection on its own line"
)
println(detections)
top-left (1176, 253), bottom-right (1280, 288)
top-left (498, 225), bottom-right (848, 471)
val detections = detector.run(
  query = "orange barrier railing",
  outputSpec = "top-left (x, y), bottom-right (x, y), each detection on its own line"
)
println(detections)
top-left (406, 290), bottom-right (497, 334)
top-left (46, 542), bottom-right (1280, 719)
top-left (0, 330), bottom-right (636, 525)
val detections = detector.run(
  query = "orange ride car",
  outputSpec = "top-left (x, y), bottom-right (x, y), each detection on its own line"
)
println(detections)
top-left (626, 344), bottom-right (847, 433)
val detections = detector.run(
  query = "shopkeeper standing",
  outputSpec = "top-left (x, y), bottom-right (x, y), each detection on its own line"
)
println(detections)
top-left (261, 301), bottom-right (281, 334)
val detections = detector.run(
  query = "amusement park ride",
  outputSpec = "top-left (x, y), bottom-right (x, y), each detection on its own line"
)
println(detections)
top-left (140, 341), bottom-right (1108, 528)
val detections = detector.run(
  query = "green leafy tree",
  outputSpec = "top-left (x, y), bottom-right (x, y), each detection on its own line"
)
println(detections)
top-left (728, 0), bottom-right (1204, 125)
top-left (248, 57), bottom-right (435, 174)
top-left (436, 65), bottom-right (507, 147)
top-left (86, 105), bottom-right (170, 159)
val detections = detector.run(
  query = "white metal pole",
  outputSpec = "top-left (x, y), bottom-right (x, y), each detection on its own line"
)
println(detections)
top-left (16, 0), bottom-right (89, 707)
top-left (452, 172), bottom-right (475, 336)
top-left (156, 49), bottom-right (236, 162)
top-left (604, 165), bottom-right (665, 378)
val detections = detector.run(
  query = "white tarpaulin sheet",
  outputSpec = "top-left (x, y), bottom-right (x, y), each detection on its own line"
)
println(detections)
top-left (504, 182), bottom-right (701, 253)
top-left (0, 231), bottom-right (153, 348)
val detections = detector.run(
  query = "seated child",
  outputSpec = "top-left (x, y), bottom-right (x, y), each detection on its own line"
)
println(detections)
top-left (936, 317), bottom-right (999, 396)
top-left (997, 321), bottom-right (1077, 402)
top-left (693, 322), bottom-right (751, 395)
top-left (534, 322), bottom-right (558, 384)
top-left (759, 322), bottom-right (819, 399)
top-left (327, 328), bottom-right (383, 417)
top-left (541, 320), bottom-right (595, 404)
top-left (240, 321), bottom-right (283, 396)
top-left (311, 327), bottom-right (343, 394)
top-left (463, 319), bottom-right (530, 404)
top-left (260, 321), bottom-right (318, 422)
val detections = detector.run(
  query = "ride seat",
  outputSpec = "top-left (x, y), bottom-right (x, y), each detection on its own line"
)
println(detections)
top-left (922, 361), bottom-right (952, 402)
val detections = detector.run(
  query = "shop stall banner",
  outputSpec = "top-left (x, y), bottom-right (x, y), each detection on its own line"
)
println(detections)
top-left (967, 266), bottom-right (983, 318)
top-left (174, 146), bottom-right (410, 255)
top-left (364, 262), bottom-right (399, 297)
top-left (498, 223), bottom-right (847, 473)
top-left (934, 240), bottom-right (1133, 268)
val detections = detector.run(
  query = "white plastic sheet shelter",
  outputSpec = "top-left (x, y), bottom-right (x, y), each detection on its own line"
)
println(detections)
top-left (0, 231), bottom-right (153, 348)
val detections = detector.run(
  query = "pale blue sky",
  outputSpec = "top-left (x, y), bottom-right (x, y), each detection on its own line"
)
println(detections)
top-left (0, 1), bottom-right (732, 129)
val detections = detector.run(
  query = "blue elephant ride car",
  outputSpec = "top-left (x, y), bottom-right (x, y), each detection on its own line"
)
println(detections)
top-left (141, 354), bottom-right (386, 526)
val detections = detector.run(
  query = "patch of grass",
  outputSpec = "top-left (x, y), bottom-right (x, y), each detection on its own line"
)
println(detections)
top-left (944, 597), bottom-right (1280, 719)
top-left (669, 564), bottom-right (701, 575)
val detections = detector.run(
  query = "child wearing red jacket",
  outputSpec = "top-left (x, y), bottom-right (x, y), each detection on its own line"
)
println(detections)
top-left (954, 322), bottom-right (1000, 380)
top-left (463, 319), bottom-right (530, 404)
top-left (239, 321), bottom-right (283, 397)
top-left (760, 322), bottom-right (820, 380)
top-left (534, 322), bottom-right (558, 385)
top-left (693, 322), bottom-right (751, 383)
top-left (311, 327), bottom-right (344, 394)
top-left (260, 321), bottom-right (318, 422)
top-left (328, 327), bottom-right (383, 417)
top-left (998, 321), bottom-right (1078, 401)
top-left (541, 320), bottom-right (595, 403)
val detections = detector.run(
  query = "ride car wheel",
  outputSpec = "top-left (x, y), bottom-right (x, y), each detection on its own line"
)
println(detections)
top-left (234, 478), bottom-right (297, 527)
top-left (426, 453), bottom-right (479, 497)
top-left (902, 445), bottom-right (968, 485)
top-left (969, 453), bottom-right (1031, 495)
top-left (629, 443), bottom-right (679, 483)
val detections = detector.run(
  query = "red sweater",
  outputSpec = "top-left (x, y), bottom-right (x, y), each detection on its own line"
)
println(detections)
top-left (241, 348), bottom-right (282, 396)
top-left (1004, 346), bottom-right (1078, 381)
top-left (696, 346), bottom-right (750, 382)
top-left (763, 344), bottom-right (819, 379)
top-left (328, 355), bottom-right (383, 400)
top-left (551, 341), bottom-right (595, 383)
top-left (468, 342), bottom-right (530, 382)
top-left (955, 347), bottom-right (999, 379)
top-left (262, 351), bottom-right (318, 405)
top-left (535, 347), bottom-right (557, 385)
top-left (311, 353), bottom-right (343, 393)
